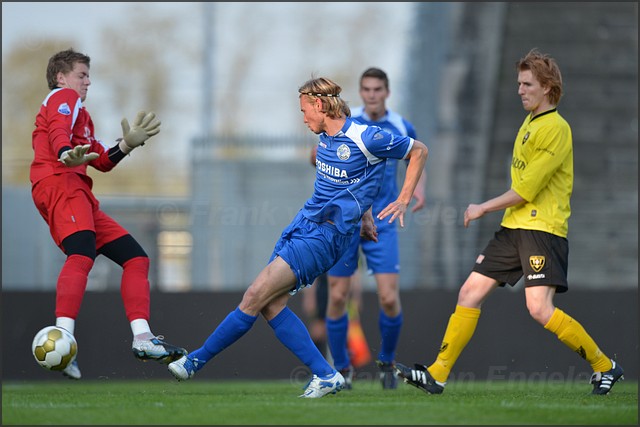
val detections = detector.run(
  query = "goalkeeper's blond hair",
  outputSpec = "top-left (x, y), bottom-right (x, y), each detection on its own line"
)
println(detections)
top-left (298, 77), bottom-right (350, 119)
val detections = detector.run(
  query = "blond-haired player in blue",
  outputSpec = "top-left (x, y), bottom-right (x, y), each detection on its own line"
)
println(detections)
top-left (169, 76), bottom-right (428, 398)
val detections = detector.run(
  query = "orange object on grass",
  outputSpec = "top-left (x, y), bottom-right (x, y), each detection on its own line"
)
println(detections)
top-left (347, 319), bottom-right (372, 368)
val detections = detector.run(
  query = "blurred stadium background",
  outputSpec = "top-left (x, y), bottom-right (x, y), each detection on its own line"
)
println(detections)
top-left (2, 3), bottom-right (637, 381)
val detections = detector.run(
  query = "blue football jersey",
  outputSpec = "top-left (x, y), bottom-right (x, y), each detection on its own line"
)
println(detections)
top-left (350, 106), bottom-right (417, 221)
top-left (302, 117), bottom-right (414, 235)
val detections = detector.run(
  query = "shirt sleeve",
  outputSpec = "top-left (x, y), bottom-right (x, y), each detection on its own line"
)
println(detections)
top-left (46, 89), bottom-right (81, 157)
top-left (364, 127), bottom-right (414, 161)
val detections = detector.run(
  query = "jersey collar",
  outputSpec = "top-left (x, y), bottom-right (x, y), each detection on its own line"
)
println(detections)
top-left (529, 108), bottom-right (557, 123)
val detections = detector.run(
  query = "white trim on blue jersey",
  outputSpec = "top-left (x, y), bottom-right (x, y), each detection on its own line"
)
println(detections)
top-left (344, 122), bottom-right (384, 166)
top-left (302, 117), bottom-right (414, 235)
top-left (350, 107), bottom-right (418, 221)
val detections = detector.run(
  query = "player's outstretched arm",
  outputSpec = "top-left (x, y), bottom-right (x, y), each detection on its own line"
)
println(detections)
top-left (118, 111), bottom-right (161, 154)
top-left (411, 170), bottom-right (427, 213)
top-left (463, 189), bottom-right (526, 228)
top-left (378, 140), bottom-right (428, 227)
top-left (59, 144), bottom-right (99, 167)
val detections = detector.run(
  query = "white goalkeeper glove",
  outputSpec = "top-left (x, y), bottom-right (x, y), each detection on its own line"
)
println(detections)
top-left (119, 111), bottom-right (161, 152)
top-left (59, 144), bottom-right (99, 167)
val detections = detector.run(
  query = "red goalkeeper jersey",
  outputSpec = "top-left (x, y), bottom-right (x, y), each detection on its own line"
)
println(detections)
top-left (30, 88), bottom-right (118, 188)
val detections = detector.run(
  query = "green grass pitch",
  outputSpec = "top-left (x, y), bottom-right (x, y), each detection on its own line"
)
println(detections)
top-left (3, 379), bottom-right (637, 425)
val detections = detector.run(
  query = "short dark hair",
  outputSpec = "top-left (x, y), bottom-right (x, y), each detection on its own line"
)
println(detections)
top-left (46, 48), bottom-right (91, 90)
top-left (360, 67), bottom-right (389, 90)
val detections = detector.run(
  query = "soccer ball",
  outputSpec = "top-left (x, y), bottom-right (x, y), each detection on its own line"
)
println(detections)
top-left (32, 326), bottom-right (77, 371)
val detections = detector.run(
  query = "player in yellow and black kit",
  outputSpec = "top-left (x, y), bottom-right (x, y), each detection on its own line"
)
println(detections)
top-left (394, 48), bottom-right (624, 396)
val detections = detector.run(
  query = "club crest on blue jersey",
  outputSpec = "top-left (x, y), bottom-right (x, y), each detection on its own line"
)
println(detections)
top-left (337, 144), bottom-right (351, 161)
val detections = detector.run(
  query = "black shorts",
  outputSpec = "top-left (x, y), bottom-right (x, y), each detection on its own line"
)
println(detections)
top-left (472, 227), bottom-right (569, 293)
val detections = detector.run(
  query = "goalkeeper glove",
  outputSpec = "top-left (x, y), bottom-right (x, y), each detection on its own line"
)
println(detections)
top-left (120, 111), bottom-right (161, 151)
top-left (59, 144), bottom-right (99, 167)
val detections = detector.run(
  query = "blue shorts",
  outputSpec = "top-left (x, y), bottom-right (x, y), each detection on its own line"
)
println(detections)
top-left (269, 210), bottom-right (353, 295)
top-left (328, 219), bottom-right (399, 277)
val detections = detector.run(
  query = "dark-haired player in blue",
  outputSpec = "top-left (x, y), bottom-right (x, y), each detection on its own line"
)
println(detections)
top-left (168, 76), bottom-right (428, 398)
top-left (324, 67), bottom-right (426, 390)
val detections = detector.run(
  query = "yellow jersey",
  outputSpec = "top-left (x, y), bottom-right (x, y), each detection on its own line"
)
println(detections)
top-left (501, 109), bottom-right (573, 237)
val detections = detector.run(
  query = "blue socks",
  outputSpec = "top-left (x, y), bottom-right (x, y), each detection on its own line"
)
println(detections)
top-left (378, 310), bottom-right (403, 363)
top-left (269, 307), bottom-right (333, 376)
top-left (188, 306), bottom-right (334, 377)
top-left (189, 307), bottom-right (257, 368)
top-left (326, 313), bottom-right (350, 370)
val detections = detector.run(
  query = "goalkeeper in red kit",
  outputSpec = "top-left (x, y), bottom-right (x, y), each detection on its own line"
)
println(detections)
top-left (29, 48), bottom-right (186, 379)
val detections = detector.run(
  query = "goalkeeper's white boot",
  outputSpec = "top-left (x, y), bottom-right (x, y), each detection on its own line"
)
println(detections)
top-left (132, 335), bottom-right (187, 364)
top-left (62, 360), bottom-right (81, 380)
top-left (299, 370), bottom-right (345, 398)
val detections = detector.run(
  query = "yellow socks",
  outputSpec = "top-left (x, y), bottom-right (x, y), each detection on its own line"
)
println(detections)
top-left (428, 305), bottom-right (481, 383)
top-left (544, 308), bottom-right (612, 372)
top-left (426, 305), bottom-right (612, 383)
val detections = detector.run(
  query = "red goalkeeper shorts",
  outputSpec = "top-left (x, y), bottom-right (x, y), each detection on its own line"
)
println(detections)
top-left (31, 173), bottom-right (128, 250)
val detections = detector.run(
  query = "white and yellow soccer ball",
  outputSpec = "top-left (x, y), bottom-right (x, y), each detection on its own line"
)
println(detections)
top-left (32, 326), bottom-right (77, 371)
